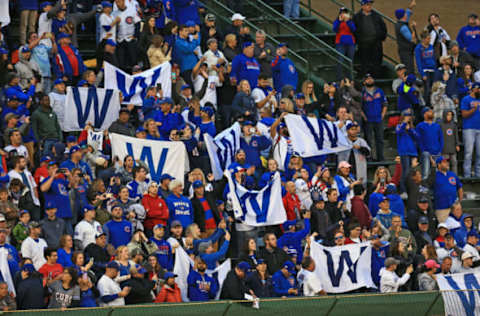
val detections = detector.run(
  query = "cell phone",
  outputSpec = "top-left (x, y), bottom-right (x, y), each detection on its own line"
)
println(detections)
top-left (156, 83), bottom-right (162, 90)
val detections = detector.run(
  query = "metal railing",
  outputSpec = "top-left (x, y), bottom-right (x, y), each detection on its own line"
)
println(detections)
top-left (301, 0), bottom-right (399, 64)
top-left (244, 0), bottom-right (355, 79)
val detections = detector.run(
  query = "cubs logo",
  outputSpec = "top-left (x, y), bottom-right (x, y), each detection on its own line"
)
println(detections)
top-left (125, 16), bottom-right (134, 24)
top-left (124, 226), bottom-right (131, 233)
top-left (289, 65), bottom-right (295, 73)
top-left (448, 177), bottom-right (456, 185)
top-left (446, 128), bottom-right (453, 136)
top-left (251, 140), bottom-right (258, 147)
top-left (97, 226), bottom-right (102, 233)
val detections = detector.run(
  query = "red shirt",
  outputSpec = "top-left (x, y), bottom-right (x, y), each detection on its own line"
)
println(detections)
top-left (38, 263), bottom-right (63, 285)
top-left (142, 194), bottom-right (169, 230)
top-left (34, 165), bottom-right (49, 185)
top-left (282, 192), bottom-right (301, 221)
top-left (61, 45), bottom-right (79, 76)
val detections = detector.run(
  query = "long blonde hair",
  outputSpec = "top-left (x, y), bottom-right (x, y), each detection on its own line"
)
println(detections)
top-left (144, 118), bottom-right (160, 138)
top-left (372, 166), bottom-right (392, 186)
top-left (302, 80), bottom-right (317, 103)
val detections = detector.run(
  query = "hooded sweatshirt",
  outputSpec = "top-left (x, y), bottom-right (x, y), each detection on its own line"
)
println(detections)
top-left (14, 50), bottom-right (41, 89)
top-left (439, 110), bottom-right (459, 155)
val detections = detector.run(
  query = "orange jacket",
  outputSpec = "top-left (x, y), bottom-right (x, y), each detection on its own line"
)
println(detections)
top-left (155, 284), bottom-right (182, 303)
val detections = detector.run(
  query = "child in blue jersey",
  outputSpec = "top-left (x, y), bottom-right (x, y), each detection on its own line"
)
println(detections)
top-left (187, 257), bottom-right (219, 301)
top-left (149, 224), bottom-right (174, 271)
top-left (277, 213), bottom-right (311, 264)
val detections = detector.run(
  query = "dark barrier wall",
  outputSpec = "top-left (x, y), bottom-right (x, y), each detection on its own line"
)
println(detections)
top-left (6, 292), bottom-right (445, 316)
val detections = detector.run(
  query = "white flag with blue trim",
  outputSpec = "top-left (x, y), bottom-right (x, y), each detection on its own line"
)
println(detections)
top-left (284, 114), bottom-right (351, 158)
top-left (225, 170), bottom-right (287, 227)
top-left (104, 61), bottom-right (172, 105)
top-left (205, 122), bottom-right (241, 180)
top-left (63, 87), bottom-right (120, 132)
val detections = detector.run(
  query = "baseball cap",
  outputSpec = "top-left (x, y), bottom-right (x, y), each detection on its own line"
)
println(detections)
top-left (231, 13), bottom-right (246, 21)
top-left (77, 80), bottom-right (88, 87)
top-left (283, 220), bottom-right (297, 230)
top-left (468, 13), bottom-right (479, 19)
top-left (361, 0), bottom-right (373, 4)
top-left (379, 196), bottom-right (389, 203)
top-left (66, 135), bottom-right (77, 143)
top-left (296, 92), bottom-right (305, 99)
top-left (242, 41), bottom-right (253, 49)
top-left (102, 1), bottom-right (113, 8)
top-left (161, 97), bottom-right (174, 105)
top-left (106, 261), bottom-right (120, 270)
top-left (119, 107), bottom-right (130, 114)
top-left (21, 46), bottom-right (30, 53)
top-left (435, 156), bottom-right (447, 164)
top-left (105, 39), bottom-right (117, 47)
top-left (198, 241), bottom-right (212, 253)
top-left (467, 230), bottom-right (478, 238)
top-left (346, 122), bottom-right (359, 130)
top-left (363, 73), bottom-right (373, 80)
top-left (0, 48), bottom-right (8, 55)
top-left (84, 204), bottom-right (95, 212)
top-left (395, 9), bottom-right (406, 20)
top-left (192, 180), bottom-right (204, 189)
top-left (6, 95), bottom-right (18, 102)
top-left (237, 261), bottom-right (251, 272)
top-left (48, 160), bottom-right (58, 167)
top-left (278, 42), bottom-right (287, 48)
top-left (338, 161), bottom-right (352, 169)
top-left (472, 82), bottom-right (480, 90)
top-left (339, 6), bottom-right (349, 13)
top-left (437, 223), bottom-right (449, 230)
top-left (384, 257), bottom-right (400, 268)
top-left (418, 216), bottom-right (429, 224)
top-left (28, 221), bottom-right (41, 229)
top-left (418, 196), bottom-right (429, 204)
top-left (406, 74), bottom-right (417, 85)
top-left (19, 210), bottom-right (29, 216)
top-left (243, 120), bottom-right (254, 126)
top-left (216, 200), bottom-right (225, 206)
top-left (200, 106), bottom-right (214, 117)
top-left (163, 272), bottom-right (178, 279)
top-left (45, 200), bottom-right (56, 209)
top-left (136, 126), bottom-right (146, 134)
top-left (424, 259), bottom-right (440, 269)
top-left (53, 78), bottom-right (63, 88)
top-left (256, 259), bottom-right (265, 265)
top-left (185, 20), bottom-right (196, 27)
top-left (462, 252), bottom-right (474, 261)
top-left (180, 84), bottom-right (190, 91)
top-left (205, 13), bottom-right (216, 21)
top-left (170, 220), bottom-right (182, 227)
top-left (449, 40), bottom-right (459, 48)
top-left (95, 231), bottom-right (106, 238)
top-left (57, 32), bottom-right (70, 40)
top-left (153, 223), bottom-right (165, 231)
top-left (22, 263), bottom-right (35, 272)
top-left (160, 174), bottom-right (175, 182)
top-left (41, 2), bottom-right (53, 9)
top-left (283, 261), bottom-right (296, 273)
top-left (421, 107), bottom-right (432, 116)
top-left (70, 145), bottom-right (81, 154)
top-left (395, 64), bottom-right (406, 71)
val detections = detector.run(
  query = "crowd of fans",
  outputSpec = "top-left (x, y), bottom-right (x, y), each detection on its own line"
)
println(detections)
top-left (0, 0), bottom-right (478, 311)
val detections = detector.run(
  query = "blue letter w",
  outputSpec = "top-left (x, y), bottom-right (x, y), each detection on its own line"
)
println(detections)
top-left (324, 246), bottom-right (367, 287)
top-left (73, 87), bottom-right (114, 129)
top-left (126, 144), bottom-right (168, 182)
top-left (445, 273), bottom-right (480, 316)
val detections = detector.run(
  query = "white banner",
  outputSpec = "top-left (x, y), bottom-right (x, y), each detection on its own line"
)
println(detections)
top-left (284, 114), bottom-right (351, 158)
top-left (437, 272), bottom-right (480, 316)
top-left (205, 122), bottom-right (241, 180)
top-left (310, 240), bottom-right (375, 293)
top-left (104, 61), bottom-right (172, 105)
top-left (225, 170), bottom-right (286, 227)
top-left (0, 248), bottom-right (15, 296)
top-left (87, 130), bottom-right (104, 151)
top-left (63, 87), bottom-right (120, 132)
top-left (110, 133), bottom-right (189, 183)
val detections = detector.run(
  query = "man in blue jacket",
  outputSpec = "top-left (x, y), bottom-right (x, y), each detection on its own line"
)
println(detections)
top-left (272, 261), bottom-right (298, 297)
top-left (397, 74), bottom-right (420, 117)
top-left (416, 107), bottom-right (443, 179)
top-left (460, 83), bottom-right (480, 178)
top-left (277, 212), bottom-right (311, 263)
top-left (456, 14), bottom-right (480, 61)
top-left (230, 42), bottom-right (261, 90)
top-left (271, 43), bottom-right (298, 93)
top-left (175, 24), bottom-right (200, 87)
top-left (433, 156), bottom-right (463, 223)
top-left (198, 230), bottom-right (231, 270)
top-left (239, 121), bottom-right (271, 172)
top-left (55, 33), bottom-right (86, 85)
top-left (174, 0), bottom-right (201, 25)
top-left (153, 98), bottom-right (185, 139)
top-left (415, 31), bottom-right (436, 104)
top-left (187, 257), bottom-right (218, 301)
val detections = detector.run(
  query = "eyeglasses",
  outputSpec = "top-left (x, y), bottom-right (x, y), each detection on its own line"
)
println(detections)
top-left (335, 236), bottom-right (344, 240)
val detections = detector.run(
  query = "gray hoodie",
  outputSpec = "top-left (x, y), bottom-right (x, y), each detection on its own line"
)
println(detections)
top-left (14, 51), bottom-right (40, 90)
top-left (439, 110), bottom-right (459, 154)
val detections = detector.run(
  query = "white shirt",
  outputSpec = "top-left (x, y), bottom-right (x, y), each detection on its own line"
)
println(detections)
top-left (203, 49), bottom-right (226, 70)
top-left (74, 219), bottom-right (103, 250)
top-left (251, 87), bottom-right (276, 120)
top-left (97, 274), bottom-right (125, 306)
top-left (99, 13), bottom-right (116, 42)
top-left (294, 178), bottom-right (313, 210)
top-left (464, 243), bottom-right (480, 261)
top-left (193, 74), bottom-right (220, 108)
top-left (4, 145), bottom-right (29, 158)
top-left (379, 268), bottom-right (410, 293)
top-left (429, 27), bottom-right (451, 57)
top-left (113, 4), bottom-right (140, 43)
top-left (8, 169), bottom-right (40, 206)
top-left (299, 269), bottom-right (323, 296)
top-left (0, 0), bottom-right (10, 27)
top-left (21, 236), bottom-right (48, 270)
top-left (48, 91), bottom-right (66, 131)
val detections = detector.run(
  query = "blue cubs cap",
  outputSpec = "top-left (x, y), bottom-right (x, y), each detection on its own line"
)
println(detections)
top-left (102, 1), bottom-right (113, 7)
top-left (105, 39), bottom-right (116, 47)
top-left (185, 20), bottom-right (196, 27)
top-left (84, 204), bottom-right (95, 212)
top-left (237, 261), bottom-right (251, 272)
top-left (70, 145), bottom-right (81, 154)
top-left (54, 78), bottom-right (64, 85)
top-left (77, 80), bottom-right (88, 87)
top-left (45, 200), bottom-right (56, 209)
top-left (216, 200), bottom-right (225, 206)
top-left (160, 174), bottom-right (174, 181)
top-left (395, 9), bottom-right (406, 20)
top-left (200, 106), bottom-right (214, 117)
top-left (283, 261), bottom-right (296, 273)
top-left (21, 46), bottom-right (30, 53)
top-left (256, 259), bottom-right (265, 265)
top-left (66, 135), bottom-right (76, 143)
top-left (421, 107), bottom-right (432, 116)
top-left (22, 263), bottom-right (35, 272)
top-left (19, 210), bottom-right (29, 216)
top-left (406, 73), bottom-right (417, 85)
top-left (7, 95), bottom-right (18, 102)
top-left (40, 155), bottom-right (51, 163)
top-left (401, 109), bottom-right (412, 116)
top-left (346, 122), bottom-right (359, 130)
top-left (379, 195), bottom-right (389, 202)
top-left (153, 223), bottom-right (165, 230)
top-left (192, 180), bottom-right (204, 189)
top-left (48, 160), bottom-right (58, 166)
top-left (283, 220), bottom-right (297, 230)
top-left (41, 2), bottom-right (52, 9)
top-left (106, 261), bottom-right (120, 270)
top-left (180, 84), bottom-right (190, 91)
top-left (161, 97), bottom-right (174, 105)
top-left (242, 41), bottom-right (253, 49)
top-left (243, 120), bottom-right (254, 126)
top-left (57, 32), bottom-right (70, 40)
top-left (361, 0), bottom-right (373, 4)
top-left (0, 48), bottom-right (8, 55)
top-left (296, 92), bottom-right (305, 99)
top-left (163, 271), bottom-right (177, 279)
top-left (435, 156), bottom-right (447, 164)
top-left (467, 230), bottom-right (478, 238)
top-left (136, 126), bottom-right (146, 134)
top-left (277, 42), bottom-right (287, 48)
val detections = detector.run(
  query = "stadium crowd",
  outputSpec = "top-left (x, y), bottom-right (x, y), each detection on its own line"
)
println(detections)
top-left (0, 0), bottom-right (478, 310)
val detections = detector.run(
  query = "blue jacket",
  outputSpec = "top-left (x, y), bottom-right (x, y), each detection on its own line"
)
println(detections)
top-left (60, 159), bottom-right (93, 179)
top-left (361, 87), bottom-right (387, 123)
top-left (41, 177), bottom-right (73, 219)
top-left (457, 77), bottom-right (472, 101)
top-left (142, 97), bottom-right (156, 120)
top-left (166, 193), bottom-right (194, 228)
top-left (153, 111), bottom-right (185, 139)
top-left (334, 174), bottom-right (355, 203)
top-left (5, 84), bottom-right (35, 103)
top-left (200, 239), bottom-right (230, 270)
top-left (397, 82), bottom-right (419, 112)
top-left (187, 270), bottom-right (218, 301)
top-left (174, 0), bottom-right (201, 25)
top-left (230, 53), bottom-right (261, 90)
top-left (456, 25), bottom-right (480, 57)
top-left (277, 219), bottom-right (310, 263)
top-left (57, 248), bottom-right (73, 267)
top-left (434, 170), bottom-right (462, 210)
top-left (55, 45), bottom-right (86, 79)
top-left (19, 0), bottom-right (38, 10)
top-left (103, 220), bottom-right (133, 248)
top-left (414, 44), bottom-right (436, 77)
top-left (433, 67), bottom-right (457, 100)
top-left (396, 122), bottom-right (418, 156)
top-left (240, 135), bottom-right (271, 168)
top-left (272, 270), bottom-right (297, 297)
top-left (150, 237), bottom-right (173, 271)
top-left (415, 121), bottom-right (443, 155)
top-left (175, 37), bottom-right (199, 72)
top-left (271, 56), bottom-right (298, 92)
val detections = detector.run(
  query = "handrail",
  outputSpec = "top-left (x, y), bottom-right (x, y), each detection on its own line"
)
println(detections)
top-left (244, 0), bottom-right (354, 78)
top-left (199, 0), bottom-right (310, 74)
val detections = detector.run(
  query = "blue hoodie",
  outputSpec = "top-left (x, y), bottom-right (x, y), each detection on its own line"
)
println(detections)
top-left (5, 84), bottom-right (35, 104)
top-left (240, 135), bottom-right (271, 168)
top-left (175, 36), bottom-right (200, 72)
top-left (166, 193), bottom-right (194, 228)
top-left (433, 170), bottom-right (462, 210)
top-left (414, 43), bottom-right (436, 77)
top-left (174, 0), bottom-right (201, 25)
top-left (277, 219), bottom-right (310, 263)
top-left (396, 122), bottom-right (418, 156)
top-left (272, 270), bottom-right (297, 297)
top-left (271, 55), bottom-right (298, 92)
top-left (154, 111), bottom-right (185, 139)
top-left (200, 239), bottom-right (230, 270)
top-left (187, 270), bottom-right (218, 301)
top-left (397, 82), bottom-right (419, 112)
top-left (230, 53), bottom-right (261, 90)
top-left (150, 237), bottom-right (174, 271)
top-left (415, 121), bottom-right (443, 155)
top-left (457, 25), bottom-right (480, 57)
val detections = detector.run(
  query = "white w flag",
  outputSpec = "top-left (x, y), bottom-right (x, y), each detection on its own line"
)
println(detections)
top-left (225, 170), bottom-right (286, 226)
top-left (205, 122), bottom-right (241, 180)
top-left (87, 130), bottom-right (103, 151)
top-left (63, 87), bottom-right (120, 132)
top-left (110, 133), bottom-right (189, 183)
top-left (173, 245), bottom-right (231, 302)
top-left (284, 114), bottom-right (351, 157)
top-left (0, 248), bottom-right (15, 296)
top-left (437, 272), bottom-right (480, 316)
top-left (104, 61), bottom-right (172, 105)
top-left (310, 240), bottom-right (375, 293)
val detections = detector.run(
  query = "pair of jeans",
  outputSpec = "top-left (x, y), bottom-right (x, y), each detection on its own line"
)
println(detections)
top-left (423, 71), bottom-right (435, 106)
top-left (420, 151), bottom-right (441, 180)
top-left (42, 138), bottom-right (60, 157)
top-left (364, 121), bottom-right (384, 161)
top-left (117, 40), bottom-right (138, 72)
top-left (463, 129), bottom-right (480, 178)
top-left (335, 44), bottom-right (355, 81)
top-left (283, 0), bottom-right (300, 19)
top-left (400, 155), bottom-right (413, 193)
top-left (19, 10), bottom-right (38, 45)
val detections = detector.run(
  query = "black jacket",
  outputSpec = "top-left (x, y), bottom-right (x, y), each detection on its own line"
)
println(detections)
top-left (353, 10), bottom-right (387, 43)
top-left (220, 270), bottom-right (248, 300)
top-left (125, 277), bottom-right (155, 305)
top-left (407, 206), bottom-right (438, 237)
top-left (246, 271), bottom-right (274, 298)
top-left (258, 247), bottom-right (290, 275)
top-left (84, 243), bottom-right (111, 277)
top-left (108, 119), bottom-right (136, 137)
top-left (16, 275), bottom-right (46, 310)
top-left (191, 192), bottom-right (222, 232)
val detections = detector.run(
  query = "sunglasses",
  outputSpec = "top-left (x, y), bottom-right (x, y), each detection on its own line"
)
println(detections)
top-left (335, 236), bottom-right (344, 240)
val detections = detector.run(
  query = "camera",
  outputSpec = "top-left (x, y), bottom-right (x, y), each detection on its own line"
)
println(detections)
top-left (57, 168), bottom-right (67, 174)
top-left (249, 127), bottom-right (256, 134)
